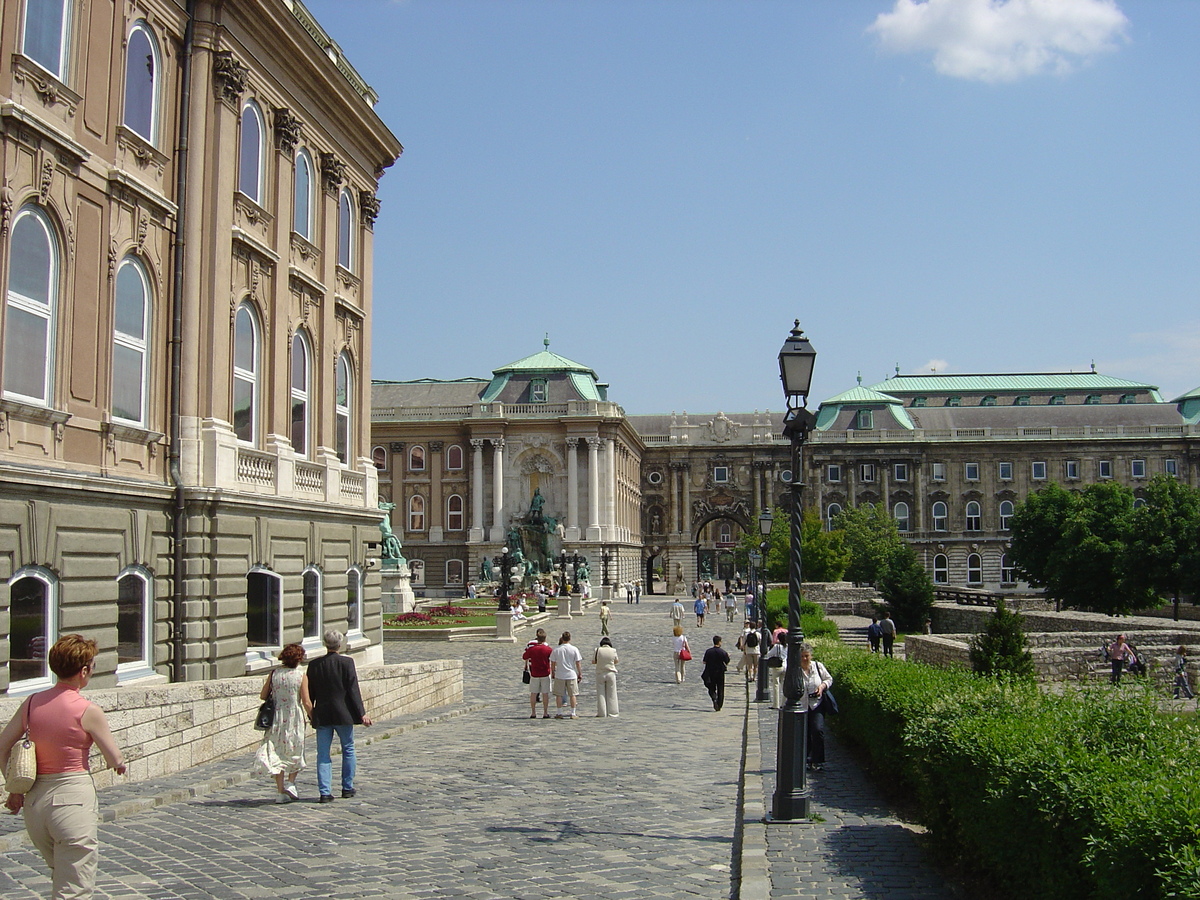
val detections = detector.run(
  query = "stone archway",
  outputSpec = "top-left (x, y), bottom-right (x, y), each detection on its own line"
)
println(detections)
top-left (692, 507), bottom-right (751, 588)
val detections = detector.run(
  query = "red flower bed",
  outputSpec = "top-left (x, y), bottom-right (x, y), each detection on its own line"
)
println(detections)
top-left (386, 612), bottom-right (433, 626)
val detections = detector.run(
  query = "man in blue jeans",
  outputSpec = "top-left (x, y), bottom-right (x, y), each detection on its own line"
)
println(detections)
top-left (304, 629), bottom-right (373, 803)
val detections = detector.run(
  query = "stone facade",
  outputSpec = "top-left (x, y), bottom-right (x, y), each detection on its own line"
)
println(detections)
top-left (1, 0), bottom-right (403, 694)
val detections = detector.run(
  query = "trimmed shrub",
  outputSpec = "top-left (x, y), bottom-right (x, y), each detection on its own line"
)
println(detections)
top-left (967, 600), bottom-right (1034, 678)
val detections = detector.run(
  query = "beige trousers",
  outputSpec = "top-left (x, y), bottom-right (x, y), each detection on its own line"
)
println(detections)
top-left (24, 772), bottom-right (99, 900)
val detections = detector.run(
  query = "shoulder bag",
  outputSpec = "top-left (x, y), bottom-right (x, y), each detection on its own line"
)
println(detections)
top-left (253, 671), bottom-right (276, 731)
top-left (5, 699), bottom-right (37, 794)
top-left (678, 640), bottom-right (692, 661)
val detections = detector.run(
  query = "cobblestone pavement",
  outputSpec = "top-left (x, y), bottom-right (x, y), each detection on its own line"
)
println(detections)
top-left (1, 597), bottom-right (956, 899)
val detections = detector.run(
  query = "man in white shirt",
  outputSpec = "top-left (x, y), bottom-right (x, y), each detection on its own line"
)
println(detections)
top-left (670, 598), bottom-right (685, 630)
top-left (549, 631), bottom-right (584, 719)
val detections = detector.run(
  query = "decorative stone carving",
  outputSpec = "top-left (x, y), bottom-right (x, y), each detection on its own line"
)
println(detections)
top-left (520, 453), bottom-right (554, 476)
top-left (320, 152), bottom-right (345, 194)
top-left (389, 442), bottom-right (405, 453)
top-left (359, 190), bottom-right (381, 226)
top-left (39, 157), bottom-right (53, 202)
top-left (136, 211), bottom-right (148, 250)
top-left (430, 441), bottom-right (444, 452)
top-left (706, 412), bottom-right (740, 443)
top-left (108, 239), bottom-right (118, 281)
top-left (273, 107), bottom-right (302, 154)
top-left (1, 181), bottom-right (12, 237)
top-left (212, 52), bottom-right (249, 105)
top-left (693, 496), bottom-right (749, 525)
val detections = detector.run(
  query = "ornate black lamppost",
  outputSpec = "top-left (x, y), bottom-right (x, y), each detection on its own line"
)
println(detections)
top-left (600, 547), bottom-right (612, 587)
top-left (769, 320), bottom-right (818, 823)
top-left (493, 546), bottom-right (518, 611)
top-left (753, 507), bottom-right (775, 703)
top-left (571, 552), bottom-right (583, 592)
top-left (556, 550), bottom-right (569, 596)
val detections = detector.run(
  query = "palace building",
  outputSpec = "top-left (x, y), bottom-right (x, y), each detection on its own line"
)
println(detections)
top-left (1, 0), bottom-right (402, 694)
top-left (374, 349), bottom-right (1200, 598)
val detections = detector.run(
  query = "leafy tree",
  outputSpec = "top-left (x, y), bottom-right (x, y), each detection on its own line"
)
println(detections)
top-left (834, 502), bottom-right (904, 586)
top-left (877, 544), bottom-right (933, 632)
top-left (1125, 475), bottom-right (1200, 621)
top-left (1009, 481), bottom-right (1138, 615)
top-left (968, 600), bottom-right (1034, 679)
top-left (800, 508), bottom-right (851, 582)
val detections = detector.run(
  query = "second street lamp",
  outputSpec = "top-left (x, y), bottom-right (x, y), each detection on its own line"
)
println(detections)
top-left (769, 319), bottom-right (818, 823)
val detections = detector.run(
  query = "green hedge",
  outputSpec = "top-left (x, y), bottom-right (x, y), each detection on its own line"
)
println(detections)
top-left (818, 643), bottom-right (1200, 900)
top-left (763, 589), bottom-right (839, 640)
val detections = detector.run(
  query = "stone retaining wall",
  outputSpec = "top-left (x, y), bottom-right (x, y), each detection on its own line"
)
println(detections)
top-left (929, 604), bottom-right (1200, 636)
top-left (0, 660), bottom-right (462, 789)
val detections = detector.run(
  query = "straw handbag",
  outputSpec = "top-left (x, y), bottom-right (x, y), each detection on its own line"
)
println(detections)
top-left (4, 700), bottom-right (36, 794)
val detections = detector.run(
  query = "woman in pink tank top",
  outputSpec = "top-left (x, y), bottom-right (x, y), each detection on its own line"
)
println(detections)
top-left (0, 634), bottom-right (126, 900)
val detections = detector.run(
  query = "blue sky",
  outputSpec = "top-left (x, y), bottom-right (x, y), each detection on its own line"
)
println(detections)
top-left (304, 0), bottom-right (1199, 415)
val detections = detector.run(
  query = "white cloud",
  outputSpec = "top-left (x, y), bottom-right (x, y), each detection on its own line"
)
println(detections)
top-left (918, 359), bottom-right (951, 374)
top-left (1098, 322), bottom-right (1200, 401)
top-left (868, 0), bottom-right (1129, 83)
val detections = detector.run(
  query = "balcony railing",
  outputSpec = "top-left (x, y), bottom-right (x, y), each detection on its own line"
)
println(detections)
top-left (237, 447), bottom-right (276, 487)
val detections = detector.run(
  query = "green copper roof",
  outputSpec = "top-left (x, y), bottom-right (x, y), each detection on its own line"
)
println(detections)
top-left (1173, 385), bottom-right (1200, 404)
top-left (816, 382), bottom-right (914, 431)
top-left (866, 372), bottom-right (1159, 394)
top-left (821, 385), bottom-right (903, 405)
top-left (492, 337), bottom-right (598, 380)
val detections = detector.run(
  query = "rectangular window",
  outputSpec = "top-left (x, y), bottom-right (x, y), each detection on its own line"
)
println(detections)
top-left (857, 409), bottom-right (873, 430)
top-left (1132, 459), bottom-right (1146, 478)
top-left (964, 462), bottom-right (980, 481)
top-left (1032, 461), bottom-right (1047, 480)
top-left (713, 466), bottom-right (729, 484)
top-left (931, 462), bottom-right (946, 482)
top-left (998, 461), bottom-right (1013, 481)
top-left (1065, 460), bottom-right (1080, 480)
top-left (1165, 458), bottom-right (1178, 477)
top-left (826, 464), bottom-right (841, 483)
top-left (1001, 555), bottom-right (1015, 584)
top-left (530, 380), bottom-right (547, 402)
top-left (1099, 459), bottom-right (1112, 479)
top-left (246, 571), bottom-right (281, 647)
top-left (859, 463), bottom-right (875, 483)
top-left (893, 463), bottom-right (908, 482)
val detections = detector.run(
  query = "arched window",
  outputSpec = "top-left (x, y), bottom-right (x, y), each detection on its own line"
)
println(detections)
top-left (999, 500), bottom-right (1014, 531)
top-left (446, 559), bottom-right (464, 585)
top-left (408, 494), bottom-right (425, 531)
top-left (123, 21), bottom-right (159, 142)
top-left (301, 566), bottom-right (322, 645)
top-left (967, 553), bottom-right (983, 585)
top-left (409, 559), bottom-right (425, 586)
top-left (335, 352), bottom-right (352, 464)
top-left (893, 501), bottom-right (910, 533)
top-left (965, 501), bottom-right (982, 532)
top-left (290, 330), bottom-right (310, 457)
top-left (113, 257), bottom-right (150, 426)
top-left (933, 554), bottom-right (948, 584)
top-left (409, 445), bottom-right (425, 471)
top-left (338, 189), bottom-right (354, 270)
top-left (4, 206), bottom-right (59, 405)
top-left (22, 0), bottom-right (71, 80)
top-left (232, 303), bottom-right (259, 444)
top-left (446, 494), bottom-right (464, 531)
top-left (8, 567), bottom-right (57, 691)
top-left (246, 567), bottom-right (281, 649)
top-left (446, 444), bottom-right (463, 470)
top-left (346, 566), bottom-right (364, 635)
top-left (932, 501), bottom-right (948, 532)
top-left (116, 566), bottom-right (153, 680)
top-left (238, 101), bottom-right (266, 204)
top-left (718, 522), bottom-right (733, 544)
top-left (371, 446), bottom-right (387, 470)
top-left (826, 502), bottom-right (842, 530)
top-left (293, 148), bottom-right (313, 239)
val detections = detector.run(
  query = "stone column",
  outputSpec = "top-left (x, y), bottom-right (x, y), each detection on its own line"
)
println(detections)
top-left (605, 438), bottom-right (616, 542)
top-left (565, 437), bottom-right (581, 542)
top-left (429, 441), bottom-right (444, 542)
top-left (681, 462), bottom-right (692, 540)
top-left (671, 463), bottom-right (682, 535)
top-left (586, 437), bottom-right (602, 542)
top-left (469, 438), bottom-right (484, 542)
top-left (490, 437), bottom-right (506, 542)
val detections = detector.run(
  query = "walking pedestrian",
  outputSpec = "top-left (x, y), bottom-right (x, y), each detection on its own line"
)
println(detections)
top-left (866, 616), bottom-right (881, 653)
top-left (693, 595), bottom-right (706, 627)
top-left (672, 626), bottom-right (691, 684)
top-left (701, 636), bottom-right (731, 711)
top-left (626, 582), bottom-right (634, 604)
top-left (879, 613), bottom-right (896, 658)
top-left (304, 629), bottom-right (372, 803)
top-left (549, 631), bottom-right (584, 719)
top-left (764, 632), bottom-right (787, 708)
top-left (634, 582), bottom-right (641, 604)
top-left (593, 637), bottom-right (620, 717)
top-left (0, 634), bottom-right (127, 900)
top-left (599, 601), bottom-right (611, 636)
top-left (724, 591), bottom-right (738, 622)
top-left (1109, 633), bottom-right (1131, 684)
top-left (253, 642), bottom-right (307, 802)
top-left (1174, 646), bottom-right (1194, 700)
top-left (670, 597), bottom-right (685, 631)
top-left (797, 643), bottom-right (834, 771)
top-left (740, 626), bottom-right (760, 682)
top-left (523, 628), bottom-right (553, 718)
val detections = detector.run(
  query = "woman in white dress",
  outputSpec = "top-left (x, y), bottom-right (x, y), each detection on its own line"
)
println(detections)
top-left (672, 626), bottom-right (691, 683)
top-left (254, 643), bottom-right (307, 802)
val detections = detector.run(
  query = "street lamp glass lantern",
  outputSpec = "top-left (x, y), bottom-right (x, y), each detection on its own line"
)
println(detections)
top-left (778, 320), bottom-right (817, 406)
top-left (759, 507), bottom-right (774, 537)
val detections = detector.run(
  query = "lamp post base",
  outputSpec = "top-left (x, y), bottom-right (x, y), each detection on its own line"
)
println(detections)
top-left (769, 703), bottom-right (810, 821)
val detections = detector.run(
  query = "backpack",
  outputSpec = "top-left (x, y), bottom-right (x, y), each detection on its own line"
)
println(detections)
top-left (746, 632), bottom-right (759, 649)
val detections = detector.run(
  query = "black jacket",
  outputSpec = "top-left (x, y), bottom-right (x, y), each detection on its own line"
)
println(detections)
top-left (306, 651), bottom-right (366, 727)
